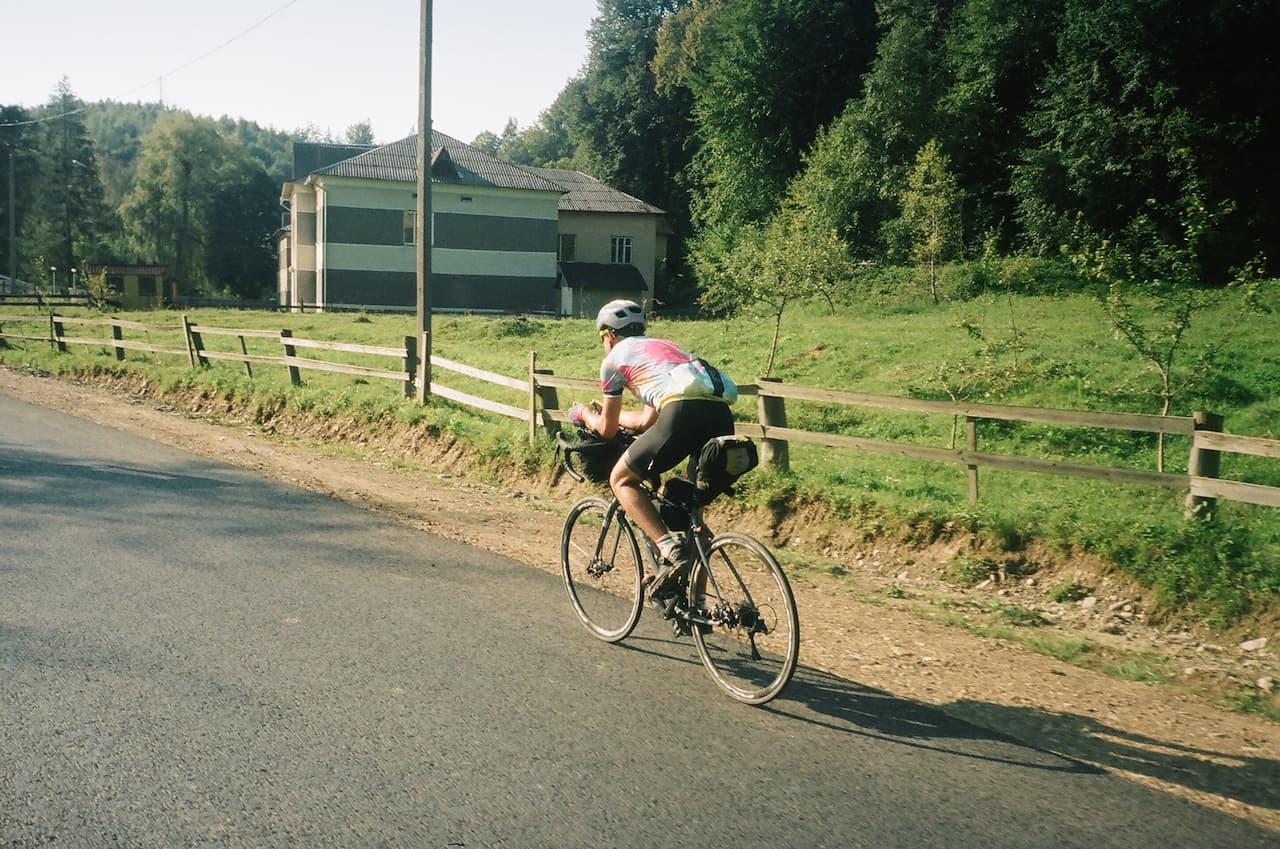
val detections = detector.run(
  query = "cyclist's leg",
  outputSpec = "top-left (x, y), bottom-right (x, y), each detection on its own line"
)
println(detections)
top-left (623, 400), bottom-right (736, 601)
top-left (608, 460), bottom-right (666, 552)
top-left (615, 399), bottom-right (733, 544)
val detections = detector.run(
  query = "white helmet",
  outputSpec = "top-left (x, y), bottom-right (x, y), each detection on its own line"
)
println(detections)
top-left (595, 299), bottom-right (646, 334)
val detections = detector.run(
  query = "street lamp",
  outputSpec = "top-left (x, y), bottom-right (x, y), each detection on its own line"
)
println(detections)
top-left (49, 265), bottom-right (57, 291)
top-left (71, 266), bottom-right (77, 291)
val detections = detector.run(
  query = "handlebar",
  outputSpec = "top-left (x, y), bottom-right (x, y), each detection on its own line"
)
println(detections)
top-left (555, 430), bottom-right (589, 483)
top-left (555, 427), bottom-right (638, 484)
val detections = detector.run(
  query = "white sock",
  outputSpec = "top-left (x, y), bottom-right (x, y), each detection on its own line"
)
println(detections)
top-left (655, 533), bottom-right (678, 562)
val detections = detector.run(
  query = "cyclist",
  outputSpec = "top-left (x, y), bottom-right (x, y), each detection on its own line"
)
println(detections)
top-left (567, 299), bottom-right (736, 611)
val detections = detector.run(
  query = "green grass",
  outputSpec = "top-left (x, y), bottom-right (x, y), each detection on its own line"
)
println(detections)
top-left (912, 600), bottom-right (1181, 687)
top-left (3, 276), bottom-right (1278, 627)
top-left (1216, 690), bottom-right (1280, 724)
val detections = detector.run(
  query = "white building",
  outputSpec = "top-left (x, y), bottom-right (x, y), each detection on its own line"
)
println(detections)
top-left (277, 133), bottom-right (667, 315)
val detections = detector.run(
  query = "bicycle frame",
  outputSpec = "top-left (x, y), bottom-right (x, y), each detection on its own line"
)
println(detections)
top-left (631, 478), bottom-right (765, 645)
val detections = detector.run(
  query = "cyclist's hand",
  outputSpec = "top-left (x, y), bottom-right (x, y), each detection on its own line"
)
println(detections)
top-left (568, 402), bottom-right (588, 427)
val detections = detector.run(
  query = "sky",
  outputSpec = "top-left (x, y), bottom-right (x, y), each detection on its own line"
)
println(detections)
top-left (4, 0), bottom-right (601, 144)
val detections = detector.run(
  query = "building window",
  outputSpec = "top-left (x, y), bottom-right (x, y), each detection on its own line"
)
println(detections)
top-left (559, 234), bottom-right (576, 261)
top-left (106, 276), bottom-right (123, 294)
top-left (404, 210), bottom-right (416, 245)
top-left (610, 236), bottom-right (632, 264)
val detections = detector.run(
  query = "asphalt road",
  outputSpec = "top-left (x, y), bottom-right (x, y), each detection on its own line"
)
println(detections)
top-left (1, 393), bottom-right (1274, 849)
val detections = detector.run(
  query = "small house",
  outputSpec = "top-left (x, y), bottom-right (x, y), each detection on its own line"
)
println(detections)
top-left (84, 264), bottom-right (170, 309)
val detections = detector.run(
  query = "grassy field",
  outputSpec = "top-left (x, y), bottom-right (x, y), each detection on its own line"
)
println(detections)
top-left (2, 282), bottom-right (1277, 627)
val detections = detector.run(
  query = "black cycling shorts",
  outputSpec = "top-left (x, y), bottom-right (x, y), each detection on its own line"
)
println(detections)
top-left (623, 399), bottom-right (735, 479)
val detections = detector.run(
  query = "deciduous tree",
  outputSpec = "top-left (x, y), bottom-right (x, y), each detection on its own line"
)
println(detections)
top-left (698, 206), bottom-right (852, 377)
top-left (901, 139), bottom-right (963, 303)
top-left (1073, 189), bottom-right (1262, 471)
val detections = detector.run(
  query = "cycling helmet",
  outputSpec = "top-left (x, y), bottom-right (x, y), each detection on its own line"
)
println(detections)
top-left (595, 299), bottom-right (646, 335)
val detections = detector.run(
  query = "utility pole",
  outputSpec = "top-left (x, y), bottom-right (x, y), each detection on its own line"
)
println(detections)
top-left (415, 0), bottom-right (433, 403)
top-left (6, 147), bottom-right (14, 295)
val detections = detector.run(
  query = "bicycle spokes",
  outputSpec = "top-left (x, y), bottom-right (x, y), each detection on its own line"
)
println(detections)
top-left (561, 497), bottom-right (645, 643)
top-left (688, 532), bottom-right (799, 705)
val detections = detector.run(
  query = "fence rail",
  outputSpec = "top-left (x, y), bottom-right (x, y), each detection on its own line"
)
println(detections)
top-left (527, 357), bottom-right (1274, 514)
top-left (2, 311), bottom-right (1276, 512)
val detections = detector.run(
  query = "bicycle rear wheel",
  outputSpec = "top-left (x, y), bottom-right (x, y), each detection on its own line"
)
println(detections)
top-left (561, 496), bottom-right (645, 642)
top-left (689, 531), bottom-right (799, 704)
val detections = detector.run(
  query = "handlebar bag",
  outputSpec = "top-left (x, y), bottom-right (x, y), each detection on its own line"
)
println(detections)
top-left (563, 428), bottom-right (628, 483)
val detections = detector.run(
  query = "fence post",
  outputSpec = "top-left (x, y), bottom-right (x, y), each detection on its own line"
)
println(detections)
top-left (756, 377), bottom-right (790, 473)
top-left (528, 351), bottom-right (539, 444)
top-left (1185, 410), bottom-right (1225, 516)
top-left (966, 416), bottom-right (979, 504)
top-left (50, 313), bottom-right (66, 352)
top-left (110, 318), bottom-right (126, 361)
top-left (280, 328), bottom-right (301, 386)
top-left (181, 314), bottom-right (199, 367)
top-left (402, 334), bottom-right (417, 399)
top-left (238, 334), bottom-right (252, 378)
top-left (530, 350), bottom-right (561, 443)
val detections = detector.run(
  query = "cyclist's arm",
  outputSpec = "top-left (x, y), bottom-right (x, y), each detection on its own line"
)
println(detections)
top-left (585, 396), bottom-right (656, 438)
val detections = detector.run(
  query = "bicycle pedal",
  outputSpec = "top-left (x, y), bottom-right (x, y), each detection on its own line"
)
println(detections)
top-left (649, 592), bottom-right (680, 620)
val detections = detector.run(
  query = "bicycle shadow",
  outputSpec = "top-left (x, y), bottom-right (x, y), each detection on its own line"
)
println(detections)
top-left (938, 697), bottom-right (1280, 813)
top-left (766, 665), bottom-right (1094, 773)
top-left (618, 633), bottom-right (1086, 772)
top-left (771, 665), bottom-right (1279, 814)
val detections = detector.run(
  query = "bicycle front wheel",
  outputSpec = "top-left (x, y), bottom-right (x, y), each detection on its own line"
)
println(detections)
top-left (561, 496), bottom-right (645, 643)
top-left (689, 531), bottom-right (799, 704)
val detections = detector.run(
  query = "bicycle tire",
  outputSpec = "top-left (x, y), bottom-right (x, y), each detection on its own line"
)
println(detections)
top-left (689, 531), bottom-right (799, 704)
top-left (560, 496), bottom-right (645, 643)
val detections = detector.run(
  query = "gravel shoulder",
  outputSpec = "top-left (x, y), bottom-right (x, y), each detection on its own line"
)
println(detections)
top-left (2, 365), bottom-right (1276, 831)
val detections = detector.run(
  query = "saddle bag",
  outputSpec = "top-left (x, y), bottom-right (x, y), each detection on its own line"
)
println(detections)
top-left (693, 434), bottom-right (759, 501)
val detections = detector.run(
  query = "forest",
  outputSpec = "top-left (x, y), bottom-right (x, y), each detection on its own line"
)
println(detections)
top-left (1, 0), bottom-right (1276, 304)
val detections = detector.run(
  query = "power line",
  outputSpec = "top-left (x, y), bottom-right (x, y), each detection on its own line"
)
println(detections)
top-left (0, 1), bottom-right (301, 128)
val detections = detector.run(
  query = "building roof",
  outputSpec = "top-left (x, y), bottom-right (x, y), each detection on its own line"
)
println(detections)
top-left (558, 261), bottom-right (648, 292)
top-left (314, 131), bottom-right (563, 193)
top-left (532, 168), bottom-right (666, 215)
top-left (293, 135), bottom-right (669, 214)
top-left (291, 142), bottom-right (377, 181)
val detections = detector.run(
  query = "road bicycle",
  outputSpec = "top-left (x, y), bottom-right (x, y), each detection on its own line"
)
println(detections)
top-left (556, 429), bottom-right (799, 705)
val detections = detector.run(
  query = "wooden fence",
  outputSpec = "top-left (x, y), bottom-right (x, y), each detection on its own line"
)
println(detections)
top-left (1, 313), bottom-right (419, 397)
top-left (2, 312), bottom-right (1277, 511)
top-left (527, 365), bottom-right (1280, 512)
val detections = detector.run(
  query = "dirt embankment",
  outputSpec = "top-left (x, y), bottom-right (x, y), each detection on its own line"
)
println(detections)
top-left (2, 365), bottom-right (1277, 831)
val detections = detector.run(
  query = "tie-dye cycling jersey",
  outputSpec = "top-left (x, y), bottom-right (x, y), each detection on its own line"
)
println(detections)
top-left (600, 336), bottom-right (700, 409)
